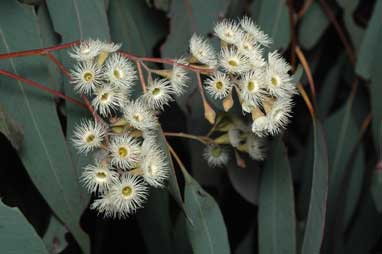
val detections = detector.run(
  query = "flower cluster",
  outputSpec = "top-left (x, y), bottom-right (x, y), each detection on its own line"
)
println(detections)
top-left (69, 39), bottom-right (189, 218)
top-left (188, 17), bottom-right (296, 167)
top-left (69, 16), bottom-right (297, 217)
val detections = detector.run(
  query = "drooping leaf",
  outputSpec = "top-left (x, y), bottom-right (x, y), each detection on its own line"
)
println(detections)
top-left (299, 2), bottom-right (330, 49)
top-left (0, 105), bottom-right (23, 150)
top-left (0, 201), bottom-right (48, 254)
top-left (301, 118), bottom-right (328, 254)
top-left (258, 137), bottom-right (296, 254)
top-left (251, 0), bottom-right (290, 50)
top-left (355, 0), bottom-right (382, 80)
top-left (43, 215), bottom-right (68, 254)
top-left (322, 93), bottom-right (365, 252)
top-left (137, 189), bottom-right (175, 254)
top-left (184, 175), bottom-right (231, 254)
top-left (0, 1), bottom-right (89, 252)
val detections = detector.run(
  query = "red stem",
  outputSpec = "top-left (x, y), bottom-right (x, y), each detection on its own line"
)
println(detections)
top-left (119, 52), bottom-right (214, 73)
top-left (0, 69), bottom-right (86, 108)
top-left (136, 61), bottom-right (147, 93)
top-left (0, 41), bottom-right (80, 60)
top-left (44, 53), bottom-right (101, 121)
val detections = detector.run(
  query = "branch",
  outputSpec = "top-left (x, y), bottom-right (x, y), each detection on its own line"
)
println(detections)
top-left (0, 69), bottom-right (86, 108)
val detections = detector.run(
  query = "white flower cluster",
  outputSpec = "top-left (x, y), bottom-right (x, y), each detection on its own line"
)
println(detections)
top-left (68, 16), bottom-right (297, 214)
top-left (187, 17), bottom-right (296, 167)
top-left (69, 39), bottom-right (189, 218)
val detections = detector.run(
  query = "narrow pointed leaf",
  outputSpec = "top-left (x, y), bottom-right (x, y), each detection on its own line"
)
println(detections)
top-left (301, 119), bottom-right (328, 254)
top-left (258, 137), bottom-right (296, 254)
top-left (0, 201), bottom-right (48, 254)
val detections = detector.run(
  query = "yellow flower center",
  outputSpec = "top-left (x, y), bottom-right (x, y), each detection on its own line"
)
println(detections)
top-left (228, 59), bottom-right (238, 67)
top-left (96, 171), bottom-right (107, 179)
top-left (133, 113), bottom-right (143, 122)
top-left (83, 72), bottom-right (93, 82)
top-left (113, 69), bottom-right (123, 79)
top-left (224, 31), bottom-right (233, 38)
top-left (100, 92), bottom-right (109, 102)
top-left (152, 87), bottom-right (161, 96)
top-left (85, 134), bottom-right (95, 143)
top-left (247, 81), bottom-right (255, 92)
top-left (215, 81), bottom-right (224, 90)
top-left (121, 186), bottom-right (133, 197)
top-left (211, 146), bottom-right (222, 157)
top-left (118, 147), bottom-right (129, 158)
top-left (271, 76), bottom-right (280, 86)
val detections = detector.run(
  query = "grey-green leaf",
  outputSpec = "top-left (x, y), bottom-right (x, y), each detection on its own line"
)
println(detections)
top-left (355, 0), bottom-right (382, 80)
top-left (181, 169), bottom-right (230, 254)
top-left (299, 2), bottom-right (329, 49)
top-left (301, 119), bottom-right (328, 254)
top-left (251, 0), bottom-right (290, 50)
top-left (0, 1), bottom-right (89, 252)
top-left (43, 215), bottom-right (68, 254)
top-left (0, 201), bottom-right (48, 254)
top-left (258, 137), bottom-right (296, 254)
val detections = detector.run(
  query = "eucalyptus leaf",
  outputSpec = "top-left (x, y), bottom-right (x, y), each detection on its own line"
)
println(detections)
top-left (355, 0), bottom-right (382, 80)
top-left (258, 137), bottom-right (296, 254)
top-left (43, 215), bottom-right (68, 254)
top-left (299, 2), bottom-right (329, 49)
top-left (0, 1), bottom-right (89, 252)
top-left (0, 201), bottom-right (48, 254)
top-left (251, 0), bottom-right (290, 50)
top-left (301, 119), bottom-right (328, 254)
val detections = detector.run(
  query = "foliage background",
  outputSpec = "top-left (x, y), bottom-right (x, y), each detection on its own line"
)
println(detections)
top-left (0, 0), bottom-right (381, 253)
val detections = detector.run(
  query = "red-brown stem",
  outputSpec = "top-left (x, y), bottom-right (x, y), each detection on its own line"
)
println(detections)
top-left (319, 0), bottom-right (356, 65)
top-left (295, 46), bottom-right (317, 102)
top-left (45, 52), bottom-right (101, 122)
top-left (119, 51), bottom-right (214, 73)
top-left (0, 69), bottom-right (86, 108)
top-left (196, 72), bottom-right (207, 103)
top-left (136, 61), bottom-right (147, 93)
top-left (46, 52), bottom-right (72, 79)
top-left (0, 41), bottom-right (80, 60)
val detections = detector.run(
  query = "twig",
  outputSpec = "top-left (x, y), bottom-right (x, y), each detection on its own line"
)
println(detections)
top-left (295, 46), bottom-right (317, 102)
top-left (163, 131), bottom-right (215, 144)
top-left (136, 61), bottom-right (147, 93)
top-left (319, 0), bottom-right (356, 65)
top-left (297, 83), bottom-right (315, 118)
top-left (0, 41), bottom-right (80, 60)
top-left (0, 69), bottom-right (86, 108)
top-left (297, 0), bottom-right (314, 18)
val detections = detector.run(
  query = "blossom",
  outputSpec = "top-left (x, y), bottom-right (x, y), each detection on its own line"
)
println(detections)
top-left (92, 85), bottom-right (126, 116)
top-left (219, 48), bottom-right (251, 74)
top-left (143, 79), bottom-right (174, 111)
top-left (214, 20), bottom-right (242, 44)
top-left (205, 72), bottom-right (232, 99)
top-left (189, 34), bottom-right (217, 67)
top-left (203, 144), bottom-right (229, 167)
top-left (240, 17), bottom-right (272, 47)
top-left (80, 161), bottom-right (119, 193)
top-left (123, 99), bottom-right (158, 131)
top-left (71, 61), bottom-right (102, 95)
top-left (238, 70), bottom-right (266, 107)
top-left (109, 135), bottom-right (141, 170)
top-left (103, 53), bottom-right (136, 89)
top-left (72, 119), bottom-right (106, 154)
